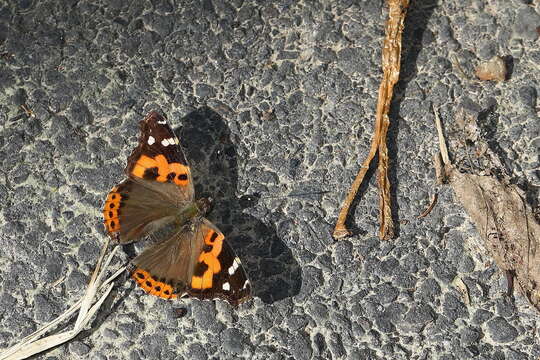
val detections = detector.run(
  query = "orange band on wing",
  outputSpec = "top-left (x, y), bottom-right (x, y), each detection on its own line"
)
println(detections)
top-left (204, 229), bottom-right (224, 257)
top-left (191, 230), bottom-right (224, 290)
top-left (103, 186), bottom-right (121, 233)
top-left (131, 154), bottom-right (190, 186)
top-left (131, 268), bottom-right (178, 299)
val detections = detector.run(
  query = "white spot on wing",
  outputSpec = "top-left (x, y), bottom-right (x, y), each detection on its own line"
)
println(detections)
top-left (222, 282), bottom-right (230, 291)
top-left (161, 138), bottom-right (169, 146)
top-left (228, 257), bottom-right (241, 275)
top-left (242, 280), bottom-right (250, 289)
top-left (147, 136), bottom-right (155, 145)
top-left (157, 119), bottom-right (167, 124)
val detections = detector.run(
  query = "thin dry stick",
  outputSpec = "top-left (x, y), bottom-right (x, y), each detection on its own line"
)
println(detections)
top-left (433, 105), bottom-right (450, 166)
top-left (75, 237), bottom-right (111, 329)
top-left (417, 194), bottom-right (438, 219)
top-left (0, 240), bottom-right (126, 360)
top-left (334, 0), bottom-right (409, 239)
top-left (5, 283), bottom-right (115, 360)
top-left (451, 54), bottom-right (473, 82)
top-left (2, 264), bottom-right (125, 360)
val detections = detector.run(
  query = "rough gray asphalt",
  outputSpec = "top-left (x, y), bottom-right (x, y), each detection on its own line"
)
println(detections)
top-left (1, 0), bottom-right (539, 359)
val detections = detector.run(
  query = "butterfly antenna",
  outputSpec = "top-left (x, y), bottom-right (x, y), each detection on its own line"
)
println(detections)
top-left (261, 190), bottom-right (330, 199)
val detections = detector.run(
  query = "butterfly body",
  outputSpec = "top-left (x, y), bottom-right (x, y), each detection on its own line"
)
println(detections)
top-left (103, 111), bottom-right (251, 306)
top-left (171, 197), bottom-right (212, 228)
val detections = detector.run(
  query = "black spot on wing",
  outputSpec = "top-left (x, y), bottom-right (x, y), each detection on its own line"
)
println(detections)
top-left (143, 167), bottom-right (159, 180)
top-left (193, 261), bottom-right (209, 276)
top-left (202, 244), bottom-right (212, 252)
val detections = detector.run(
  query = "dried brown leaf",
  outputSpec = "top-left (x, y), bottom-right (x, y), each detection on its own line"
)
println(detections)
top-left (448, 168), bottom-right (540, 310)
top-left (434, 106), bottom-right (540, 312)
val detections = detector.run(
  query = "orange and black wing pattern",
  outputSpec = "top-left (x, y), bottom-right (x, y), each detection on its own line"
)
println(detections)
top-left (103, 111), bottom-right (194, 242)
top-left (103, 111), bottom-right (252, 306)
top-left (125, 111), bottom-right (194, 201)
top-left (130, 219), bottom-right (252, 306)
top-left (187, 219), bottom-right (251, 305)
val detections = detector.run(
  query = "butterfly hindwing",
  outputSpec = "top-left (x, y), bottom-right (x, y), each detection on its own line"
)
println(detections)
top-left (187, 219), bottom-right (251, 305)
top-left (126, 111), bottom-right (194, 202)
top-left (129, 225), bottom-right (199, 299)
top-left (129, 218), bottom-right (252, 305)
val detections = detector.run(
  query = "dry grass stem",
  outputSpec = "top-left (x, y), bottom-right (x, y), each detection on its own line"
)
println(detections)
top-left (0, 239), bottom-right (126, 360)
top-left (433, 106), bottom-right (450, 165)
top-left (451, 54), bottom-right (473, 82)
top-left (433, 152), bottom-right (446, 185)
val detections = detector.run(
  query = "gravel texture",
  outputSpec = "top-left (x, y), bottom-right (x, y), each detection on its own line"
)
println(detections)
top-left (0, 0), bottom-right (539, 359)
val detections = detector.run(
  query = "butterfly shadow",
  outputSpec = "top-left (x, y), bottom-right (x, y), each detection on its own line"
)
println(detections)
top-left (176, 107), bottom-right (302, 304)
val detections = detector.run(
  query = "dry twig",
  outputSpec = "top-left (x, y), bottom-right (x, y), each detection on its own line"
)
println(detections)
top-left (20, 104), bottom-right (35, 118)
top-left (417, 194), bottom-right (438, 219)
top-left (334, 0), bottom-right (409, 239)
top-left (451, 54), bottom-right (473, 82)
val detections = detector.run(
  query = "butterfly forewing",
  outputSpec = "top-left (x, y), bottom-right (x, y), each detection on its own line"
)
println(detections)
top-left (103, 179), bottom-right (181, 243)
top-left (126, 111), bottom-right (194, 203)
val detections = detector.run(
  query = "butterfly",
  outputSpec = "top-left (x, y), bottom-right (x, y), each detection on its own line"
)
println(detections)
top-left (103, 111), bottom-right (251, 306)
